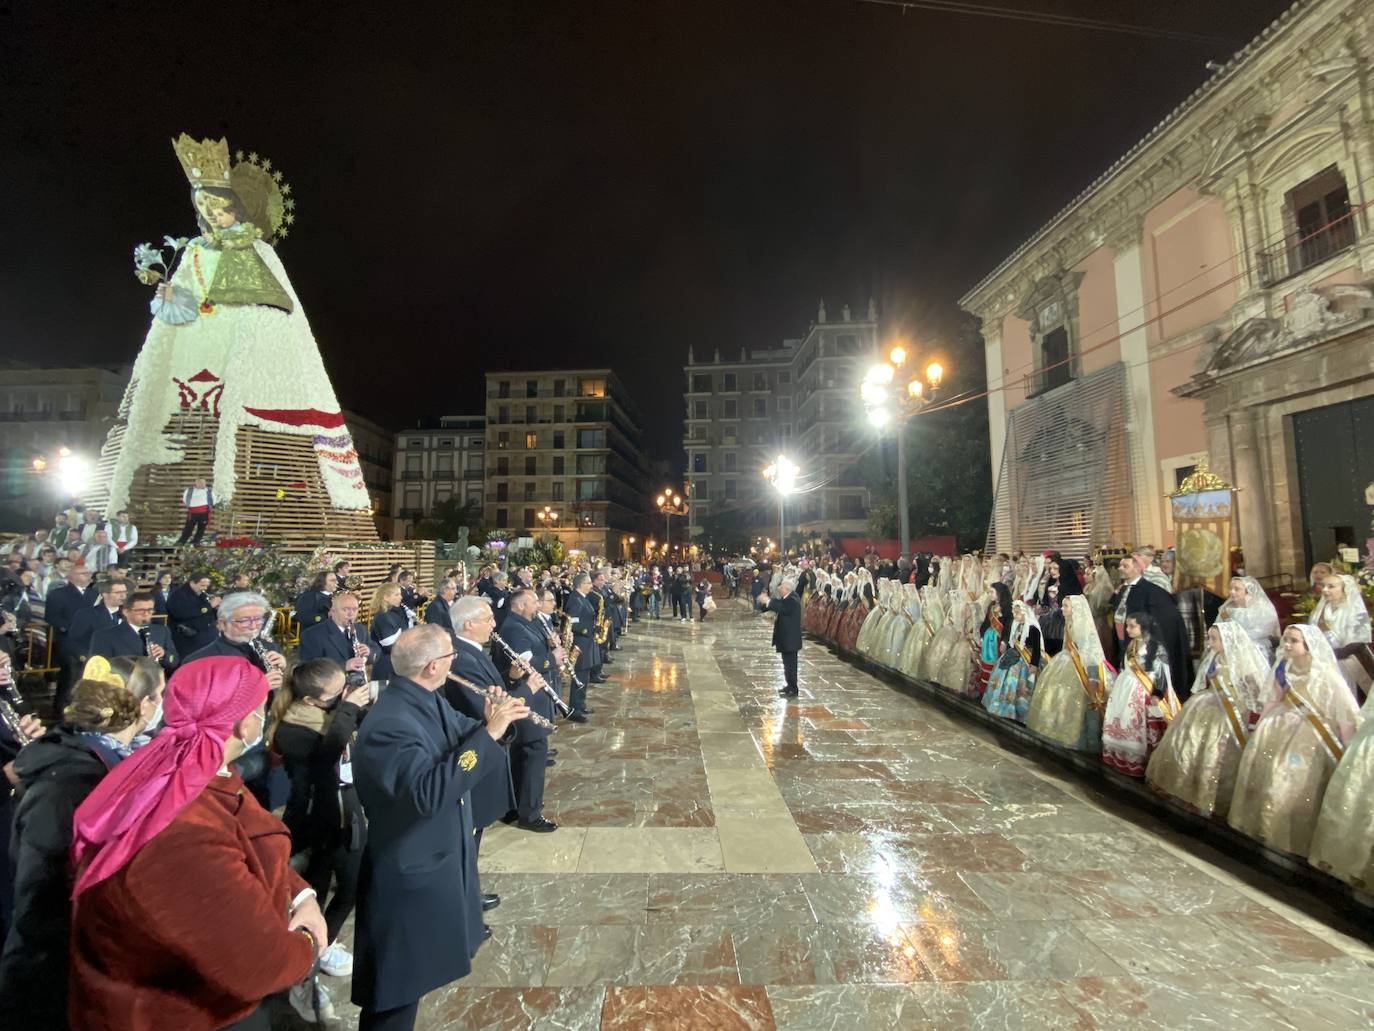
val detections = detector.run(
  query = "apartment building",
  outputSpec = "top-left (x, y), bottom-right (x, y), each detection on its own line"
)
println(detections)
top-left (682, 302), bottom-right (879, 541)
top-left (483, 370), bottom-right (651, 559)
top-left (392, 415), bottom-right (485, 539)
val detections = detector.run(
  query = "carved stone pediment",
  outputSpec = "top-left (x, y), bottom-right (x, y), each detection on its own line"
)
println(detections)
top-left (1201, 316), bottom-right (1285, 375)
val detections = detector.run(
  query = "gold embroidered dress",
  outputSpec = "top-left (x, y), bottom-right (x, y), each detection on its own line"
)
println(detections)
top-left (1025, 596), bottom-right (1107, 752)
top-left (1308, 689), bottom-right (1374, 887)
top-left (1228, 626), bottom-right (1359, 857)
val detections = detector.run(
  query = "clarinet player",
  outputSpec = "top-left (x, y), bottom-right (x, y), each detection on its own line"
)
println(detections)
top-left (299, 591), bottom-right (380, 682)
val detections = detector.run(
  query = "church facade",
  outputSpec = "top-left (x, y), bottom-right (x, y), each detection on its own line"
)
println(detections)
top-left (961, 0), bottom-right (1374, 579)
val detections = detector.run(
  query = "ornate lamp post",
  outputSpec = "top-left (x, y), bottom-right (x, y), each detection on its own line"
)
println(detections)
top-left (761, 455), bottom-right (799, 559)
top-left (860, 344), bottom-right (945, 563)
top-left (655, 486), bottom-right (689, 555)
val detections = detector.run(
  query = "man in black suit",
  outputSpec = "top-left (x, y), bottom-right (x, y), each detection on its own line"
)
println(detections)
top-left (757, 576), bottom-right (803, 697)
top-left (492, 588), bottom-right (558, 832)
top-left (446, 596), bottom-right (519, 875)
top-left (351, 624), bottom-right (529, 1031)
top-left (1118, 554), bottom-right (1193, 699)
top-left (167, 573), bottom-right (219, 655)
top-left (425, 581), bottom-right (457, 635)
top-left (88, 590), bottom-right (178, 674)
top-left (63, 576), bottom-right (128, 708)
top-left (564, 573), bottom-right (599, 711)
top-left (480, 571), bottom-right (512, 629)
top-left (44, 562), bottom-right (96, 662)
top-left (298, 591), bottom-right (379, 680)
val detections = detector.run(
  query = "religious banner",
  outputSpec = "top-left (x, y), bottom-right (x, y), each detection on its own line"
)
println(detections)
top-left (1170, 460), bottom-right (1235, 597)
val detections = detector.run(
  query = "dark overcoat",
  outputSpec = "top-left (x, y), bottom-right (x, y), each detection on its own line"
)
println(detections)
top-left (446, 642), bottom-right (518, 828)
top-left (766, 593), bottom-right (803, 653)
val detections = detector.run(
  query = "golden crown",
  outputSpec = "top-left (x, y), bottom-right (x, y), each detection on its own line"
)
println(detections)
top-left (172, 133), bottom-right (233, 188)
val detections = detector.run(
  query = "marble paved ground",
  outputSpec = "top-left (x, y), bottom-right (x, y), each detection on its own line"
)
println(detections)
top-left (292, 603), bottom-right (1374, 1030)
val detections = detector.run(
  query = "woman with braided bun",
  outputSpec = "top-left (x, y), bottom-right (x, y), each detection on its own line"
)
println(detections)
top-left (67, 656), bottom-right (326, 1030)
top-left (0, 656), bottom-right (163, 1030)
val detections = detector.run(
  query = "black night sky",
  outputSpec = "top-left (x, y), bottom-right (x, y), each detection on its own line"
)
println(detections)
top-left (1, 1), bottom-right (1290, 459)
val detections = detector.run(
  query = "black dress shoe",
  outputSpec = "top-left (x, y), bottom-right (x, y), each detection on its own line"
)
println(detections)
top-left (603, 657), bottom-right (615, 664)
top-left (546, 758), bottom-right (556, 767)
top-left (548, 748), bottom-right (558, 757)
top-left (567, 711), bottom-right (589, 723)
top-left (519, 816), bottom-right (559, 832)
top-left (482, 924), bottom-right (493, 941)
top-left (581, 707), bottom-right (595, 715)
top-left (482, 893), bottom-right (501, 911)
top-left (498, 812), bottom-right (519, 825)
top-left (592, 675), bottom-right (609, 683)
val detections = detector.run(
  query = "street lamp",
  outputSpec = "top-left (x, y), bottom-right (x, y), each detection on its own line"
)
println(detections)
top-left (861, 343), bottom-right (947, 562)
top-left (535, 505), bottom-right (560, 530)
top-left (761, 455), bottom-right (799, 558)
top-left (655, 486), bottom-right (689, 554)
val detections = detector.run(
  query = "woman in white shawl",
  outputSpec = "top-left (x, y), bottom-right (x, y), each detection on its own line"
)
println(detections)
top-left (1218, 575), bottom-right (1280, 664)
top-left (877, 582), bottom-right (919, 668)
top-left (1101, 612), bottom-right (1182, 777)
top-left (1147, 620), bottom-right (1282, 819)
top-left (1228, 625), bottom-right (1360, 858)
top-left (855, 578), bottom-right (891, 657)
top-left (899, 585), bottom-right (944, 680)
top-left (1308, 573), bottom-right (1372, 696)
top-left (983, 599), bottom-right (1041, 722)
top-left (1309, 688), bottom-right (1374, 888)
top-left (1025, 595), bottom-right (1108, 753)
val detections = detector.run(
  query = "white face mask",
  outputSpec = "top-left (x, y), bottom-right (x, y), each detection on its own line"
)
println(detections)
top-left (145, 698), bottom-right (164, 733)
top-left (240, 712), bottom-right (265, 752)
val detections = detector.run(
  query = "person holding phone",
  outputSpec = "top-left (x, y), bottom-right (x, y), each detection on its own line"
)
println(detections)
top-left (268, 658), bottom-right (371, 1013)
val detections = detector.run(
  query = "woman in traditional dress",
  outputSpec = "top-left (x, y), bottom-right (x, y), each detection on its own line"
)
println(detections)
top-left (1218, 575), bottom-right (1280, 664)
top-left (837, 572), bottom-right (872, 652)
top-left (1308, 573), bottom-right (1372, 697)
top-left (898, 585), bottom-right (942, 680)
top-left (878, 583), bottom-right (920, 669)
top-left (1026, 595), bottom-right (1108, 752)
top-left (1101, 613), bottom-right (1182, 777)
top-left (1309, 689), bottom-right (1374, 888)
top-left (1147, 621), bottom-right (1278, 818)
top-left (984, 600), bottom-right (1041, 722)
top-left (921, 594), bottom-right (964, 686)
top-left (1084, 561), bottom-right (1116, 655)
top-left (969, 583), bottom-right (1013, 699)
top-left (854, 578), bottom-right (890, 657)
top-left (1228, 625), bottom-right (1360, 858)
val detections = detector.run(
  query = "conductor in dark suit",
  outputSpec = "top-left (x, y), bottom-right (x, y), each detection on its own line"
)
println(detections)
top-left (88, 590), bottom-right (178, 674)
top-left (492, 589), bottom-right (558, 832)
top-left (757, 576), bottom-right (803, 697)
top-left (350, 624), bottom-right (530, 1031)
top-left (425, 581), bottom-right (457, 635)
top-left (298, 591), bottom-right (379, 678)
top-left (1118, 554), bottom-right (1193, 699)
top-left (445, 596), bottom-right (519, 863)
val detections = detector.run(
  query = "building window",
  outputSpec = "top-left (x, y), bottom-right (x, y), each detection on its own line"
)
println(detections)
top-left (551, 482), bottom-right (564, 500)
top-left (523, 482), bottom-right (537, 500)
top-left (434, 485), bottom-right (452, 503)
top-left (496, 431), bottom-right (509, 449)
top-left (694, 400), bottom-right (709, 419)
top-left (721, 400), bottom-right (737, 419)
top-left (497, 406), bottom-right (509, 424)
top-left (836, 335), bottom-right (858, 355)
top-left (467, 455), bottom-right (482, 471)
top-left (438, 438), bottom-right (453, 449)
top-left (553, 379), bottom-right (566, 398)
top-left (579, 509), bottom-right (605, 528)
top-left (578, 377), bottom-right (606, 398)
top-left (576, 429), bottom-right (605, 448)
top-left (498, 381), bottom-right (510, 399)
top-left (524, 456), bottom-right (536, 476)
top-left (838, 494), bottom-right (865, 519)
top-left (525, 405), bottom-right (536, 423)
top-left (752, 398), bottom-right (766, 418)
top-left (576, 454), bottom-right (606, 474)
top-left (526, 431), bottom-right (538, 449)
top-left (1042, 326), bottom-right (1071, 391)
top-left (778, 397), bottom-right (791, 412)
top-left (752, 372), bottom-right (767, 390)
top-left (496, 482), bottom-right (509, 501)
top-left (524, 508), bottom-right (536, 527)
top-left (496, 508), bottom-right (508, 527)
top-left (553, 405), bottom-right (564, 422)
top-left (692, 453), bottom-right (707, 472)
top-left (404, 455), bottom-right (422, 475)
top-left (724, 479), bottom-right (737, 500)
top-left (407, 438), bottom-right (423, 448)
top-left (403, 487), bottom-right (421, 511)
top-left (577, 479), bottom-right (604, 500)
top-left (526, 379), bottom-right (538, 398)
top-left (1284, 164), bottom-right (1356, 280)
top-left (692, 373), bottom-right (712, 392)
top-left (434, 453), bottom-right (453, 474)
top-left (469, 437), bottom-right (482, 448)
top-left (722, 373), bottom-right (737, 391)
top-left (723, 452), bottom-right (737, 472)
top-left (496, 456), bottom-right (509, 476)
top-left (553, 430), bottom-right (565, 449)
top-left (553, 456), bottom-right (565, 474)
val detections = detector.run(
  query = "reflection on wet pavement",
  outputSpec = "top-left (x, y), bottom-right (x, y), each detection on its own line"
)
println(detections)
top-left (279, 603), bottom-right (1374, 1029)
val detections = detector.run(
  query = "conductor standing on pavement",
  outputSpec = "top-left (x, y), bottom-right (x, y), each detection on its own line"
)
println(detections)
top-left (757, 576), bottom-right (802, 697)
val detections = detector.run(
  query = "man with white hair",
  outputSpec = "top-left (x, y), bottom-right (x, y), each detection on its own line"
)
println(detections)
top-left (756, 576), bottom-right (803, 697)
top-left (185, 590), bottom-right (287, 692)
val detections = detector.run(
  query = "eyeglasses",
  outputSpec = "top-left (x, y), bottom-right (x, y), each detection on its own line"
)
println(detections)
top-left (228, 616), bottom-right (266, 628)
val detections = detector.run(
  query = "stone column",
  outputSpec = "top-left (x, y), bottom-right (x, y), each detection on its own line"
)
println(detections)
top-left (1228, 405), bottom-right (1273, 577)
top-left (981, 316), bottom-right (1007, 496)
top-left (1112, 235), bottom-right (1164, 548)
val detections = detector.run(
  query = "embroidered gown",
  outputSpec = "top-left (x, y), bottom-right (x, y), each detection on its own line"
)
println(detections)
top-left (1228, 627), bottom-right (1360, 857)
top-left (1101, 638), bottom-right (1182, 777)
top-left (1307, 689), bottom-right (1374, 887)
top-left (899, 589), bottom-right (943, 680)
top-left (1025, 596), bottom-right (1107, 753)
top-left (878, 585), bottom-right (920, 669)
top-left (984, 615), bottom-right (1041, 722)
top-left (1145, 622), bottom-right (1268, 818)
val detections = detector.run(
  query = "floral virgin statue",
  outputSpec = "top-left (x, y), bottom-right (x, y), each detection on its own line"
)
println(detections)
top-left (89, 134), bottom-right (372, 538)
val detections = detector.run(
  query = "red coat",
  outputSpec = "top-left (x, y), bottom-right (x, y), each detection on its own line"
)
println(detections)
top-left (69, 773), bottom-right (315, 1030)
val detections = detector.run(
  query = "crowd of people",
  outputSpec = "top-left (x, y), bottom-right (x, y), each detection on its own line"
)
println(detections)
top-left (789, 546), bottom-right (1374, 889)
top-left (0, 515), bottom-right (651, 1029)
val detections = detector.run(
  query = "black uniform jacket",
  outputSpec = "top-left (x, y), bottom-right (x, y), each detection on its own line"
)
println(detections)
top-left (765, 593), bottom-right (803, 653)
top-left (350, 676), bottom-right (500, 1013)
top-left (445, 640), bottom-right (519, 828)
top-left (167, 585), bottom-right (218, 654)
top-left (88, 620), bottom-right (179, 673)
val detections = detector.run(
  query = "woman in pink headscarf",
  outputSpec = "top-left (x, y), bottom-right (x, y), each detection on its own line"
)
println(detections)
top-left (67, 657), bottom-right (326, 1030)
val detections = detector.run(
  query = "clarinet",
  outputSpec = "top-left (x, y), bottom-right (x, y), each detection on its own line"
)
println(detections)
top-left (541, 618), bottom-right (585, 692)
top-left (0, 673), bottom-right (32, 747)
top-left (342, 623), bottom-right (367, 688)
top-left (490, 631), bottom-right (574, 718)
top-left (446, 672), bottom-right (557, 731)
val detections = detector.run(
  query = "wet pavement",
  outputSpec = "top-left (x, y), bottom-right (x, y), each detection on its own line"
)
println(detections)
top-left (292, 602), bottom-right (1374, 1029)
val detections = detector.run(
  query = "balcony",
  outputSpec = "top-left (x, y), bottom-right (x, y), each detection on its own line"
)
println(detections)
top-left (1257, 215), bottom-right (1357, 287)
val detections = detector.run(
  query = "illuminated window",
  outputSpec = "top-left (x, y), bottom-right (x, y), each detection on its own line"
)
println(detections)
top-left (526, 432), bottom-right (538, 449)
top-left (578, 378), bottom-right (606, 398)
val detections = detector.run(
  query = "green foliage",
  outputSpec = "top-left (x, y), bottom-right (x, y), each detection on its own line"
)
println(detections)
top-left (414, 497), bottom-right (488, 544)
